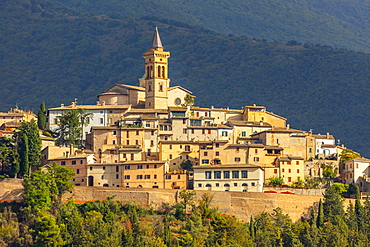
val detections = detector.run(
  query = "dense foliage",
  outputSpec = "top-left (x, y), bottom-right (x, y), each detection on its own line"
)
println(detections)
top-left (2, 176), bottom-right (370, 246)
top-left (52, 0), bottom-right (370, 53)
top-left (0, 0), bottom-right (369, 157)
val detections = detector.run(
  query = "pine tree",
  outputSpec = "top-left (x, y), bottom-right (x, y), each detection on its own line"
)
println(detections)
top-left (355, 186), bottom-right (365, 232)
top-left (37, 101), bottom-right (46, 130)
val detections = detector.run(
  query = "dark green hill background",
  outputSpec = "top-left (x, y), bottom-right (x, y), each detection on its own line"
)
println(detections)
top-left (53, 0), bottom-right (370, 53)
top-left (0, 0), bottom-right (369, 157)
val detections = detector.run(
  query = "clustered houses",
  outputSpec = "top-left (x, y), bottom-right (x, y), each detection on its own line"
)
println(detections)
top-left (45, 28), bottom-right (346, 192)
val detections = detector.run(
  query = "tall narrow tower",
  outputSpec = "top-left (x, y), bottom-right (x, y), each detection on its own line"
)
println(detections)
top-left (141, 27), bottom-right (171, 109)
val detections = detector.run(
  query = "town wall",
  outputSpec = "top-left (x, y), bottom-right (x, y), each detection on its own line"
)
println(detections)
top-left (0, 180), bottom-right (328, 222)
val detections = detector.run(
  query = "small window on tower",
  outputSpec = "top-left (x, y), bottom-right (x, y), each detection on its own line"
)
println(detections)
top-left (175, 98), bottom-right (181, 105)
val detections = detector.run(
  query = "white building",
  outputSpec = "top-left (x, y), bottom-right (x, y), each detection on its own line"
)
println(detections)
top-left (193, 164), bottom-right (264, 192)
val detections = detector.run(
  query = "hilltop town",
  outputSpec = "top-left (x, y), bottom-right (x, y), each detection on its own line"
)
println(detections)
top-left (0, 28), bottom-right (367, 194)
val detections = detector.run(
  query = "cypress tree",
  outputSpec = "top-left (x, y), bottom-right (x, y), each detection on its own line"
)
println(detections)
top-left (37, 101), bottom-right (46, 130)
top-left (355, 186), bottom-right (365, 232)
top-left (317, 199), bottom-right (324, 228)
top-left (19, 133), bottom-right (29, 177)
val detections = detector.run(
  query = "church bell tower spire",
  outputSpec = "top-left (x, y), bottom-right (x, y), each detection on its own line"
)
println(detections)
top-left (141, 27), bottom-right (171, 109)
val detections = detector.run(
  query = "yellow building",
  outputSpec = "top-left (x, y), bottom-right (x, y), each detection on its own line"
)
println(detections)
top-left (242, 105), bottom-right (286, 127)
top-left (270, 156), bottom-right (305, 185)
top-left (159, 141), bottom-right (199, 170)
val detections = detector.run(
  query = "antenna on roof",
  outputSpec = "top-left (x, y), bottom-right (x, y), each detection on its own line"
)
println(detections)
top-left (74, 98), bottom-right (78, 105)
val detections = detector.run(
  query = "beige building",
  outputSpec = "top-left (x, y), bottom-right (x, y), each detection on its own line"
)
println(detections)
top-left (193, 164), bottom-right (264, 192)
top-left (159, 141), bottom-right (199, 169)
top-left (270, 156), bottom-right (305, 185)
top-left (0, 108), bottom-right (36, 126)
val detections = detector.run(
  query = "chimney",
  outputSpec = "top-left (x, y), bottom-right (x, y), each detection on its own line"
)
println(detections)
top-left (70, 144), bottom-right (74, 156)
top-left (61, 103), bottom-right (64, 107)
top-left (287, 124), bottom-right (290, 130)
top-left (326, 132), bottom-right (329, 139)
top-left (66, 151), bottom-right (69, 158)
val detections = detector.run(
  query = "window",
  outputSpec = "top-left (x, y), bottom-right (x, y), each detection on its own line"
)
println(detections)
top-left (236, 148), bottom-right (240, 152)
top-left (288, 177), bottom-right (292, 182)
top-left (137, 175), bottom-right (143, 179)
top-left (292, 139), bottom-right (296, 144)
top-left (185, 145), bottom-right (190, 151)
top-left (183, 119), bottom-right (186, 124)
top-left (72, 160), bottom-right (76, 165)
top-left (205, 171), bottom-right (212, 179)
top-left (154, 165), bottom-right (157, 168)
top-left (208, 129), bottom-right (211, 134)
top-left (234, 183), bottom-right (238, 186)
top-left (113, 130), bottom-right (117, 135)
top-left (136, 131), bottom-right (139, 135)
top-left (224, 171), bottom-right (230, 179)
top-left (255, 149), bottom-right (258, 154)
top-left (116, 166), bottom-right (119, 172)
top-left (241, 170), bottom-right (248, 178)
top-left (124, 165), bottom-right (130, 170)
top-left (178, 175), bottom-right (181, 179)
top-left (309, 148), bottom-right (312, 153)
top-left (232, 171), bottom-right (239, 179)
top-left (254, 157), bottom-right (259, 162)
top-left (276, 139), bottom-right (280, 144)
top-left (169, 154), bottom-right (173, 159)
top-left (251, 182), bottom-right (255, 186)
top-left (282, 169), bottom-right (285, 172)
top-left (61, 161), bottom-right (66, 166)
top-left (138, 165), bottom-right (143, 169)
top-left (116, 174), bottom-right (119, 179)
top-left (113, 140), bottom-right (116, 145)
top-left (202, 159), bottom-right (209, 164)
top-left (151, 130), bottom-right (154, 135)
top-left (274, 169), bottom-right (278, 174)
top-left (235, 157), bottom-right (241, 162)
top-left (154, 175), bottom-right (157, 179)
top-left (124, 175), bottom-right (130, 179)
top-left (103, 166), bottom-right (105, 170)
top-left (297, 169), bottom-right (300, 173)
top-left (215, 143), bottom-right (219, 148)
top-left (183, 129), bottom-right (187, 134)
top-left (204, 152), bottom-right (208, 156)
top-left (242, 131), bottom-right (246, 137)
top-left (126, 140), bottom-right (129, 145)
top-left (198, 183), bottom-right (202, 187)
top-left (131, 154), bottom-right (134, 160)
top-left (191, 129), bottom-right (194, 134)
top-left (214, 171), bottom-right (221, 179)
top-left (202, 129), bottom-right (205, 134)
top-left (145, 175), bottom-right (150, 179)
top-left (150, 140), bottom-right (154, 146)
top-left (288, 169), bottom-right (291, 173)
top-left (215, 183), bottom-right (219, 187)
top-left (296, 161), bottom-right (299, 165)
top-left (215, 151), bottom-right (220, 156)
top-left (89, 167), bottom-right (92, 170)
top-left (146, 165), bottom-right (149, 169)
top-left (221, 131), bottom-right (228, 136)
top-left (135, 140), bottom-right (139, 145)
top-left (76, 169), bottom-right (80, 174)
top-left (100, 118), bottom-right (104, 124)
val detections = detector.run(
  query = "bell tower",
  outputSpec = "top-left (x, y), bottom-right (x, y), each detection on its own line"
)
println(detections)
top-left (141, 27), bottom-right (170, 109)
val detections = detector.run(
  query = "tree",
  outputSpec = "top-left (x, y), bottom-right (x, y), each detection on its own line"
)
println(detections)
top-left (323, 185), bottom-right (345, 221)
top-left (268, 176), bottom-right (283, 186)
top-left (316, 199), bottom-right (324, 228)
top-left (37, 101), bottom-right (47, 130)
top-left (180, 160), bottom-right (193, 171)
top-left (340, 148), bottom-right (361, 162)
top-left (14, 120), bottom-right (42, 170)
top-left (183, 94), bottom-right (195, 107)
top-left (19, 133), bottom-right (30, 177)
top-left (0, 137), bottom-right (19, 177)
top-left (55, 109), bottom-right (92, 148)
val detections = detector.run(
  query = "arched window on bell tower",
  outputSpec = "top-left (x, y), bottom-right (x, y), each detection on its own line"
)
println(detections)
top-left (159, 84), bottom-right (163, 92)
top-left (146, 66), bottom-right (150, 79)
top-left (148, 82), bottom-right (152, 92)
top-left (158, 66), bottom-right (161, 78)
top-left (162, 66), bottom-right (165, 78)
top-left (150, 66), bottom-right (153, 78)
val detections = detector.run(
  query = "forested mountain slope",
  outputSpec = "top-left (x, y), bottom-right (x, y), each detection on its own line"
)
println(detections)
top-left (0, 0), bottom-right (369, 156)
top-left (53, 0), bottom-right (370, 53)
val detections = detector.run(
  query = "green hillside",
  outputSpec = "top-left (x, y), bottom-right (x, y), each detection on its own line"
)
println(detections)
top-left (53, 0), bottom-right (370, 53)
top-left (0, 0), bottom-right (369, 157)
